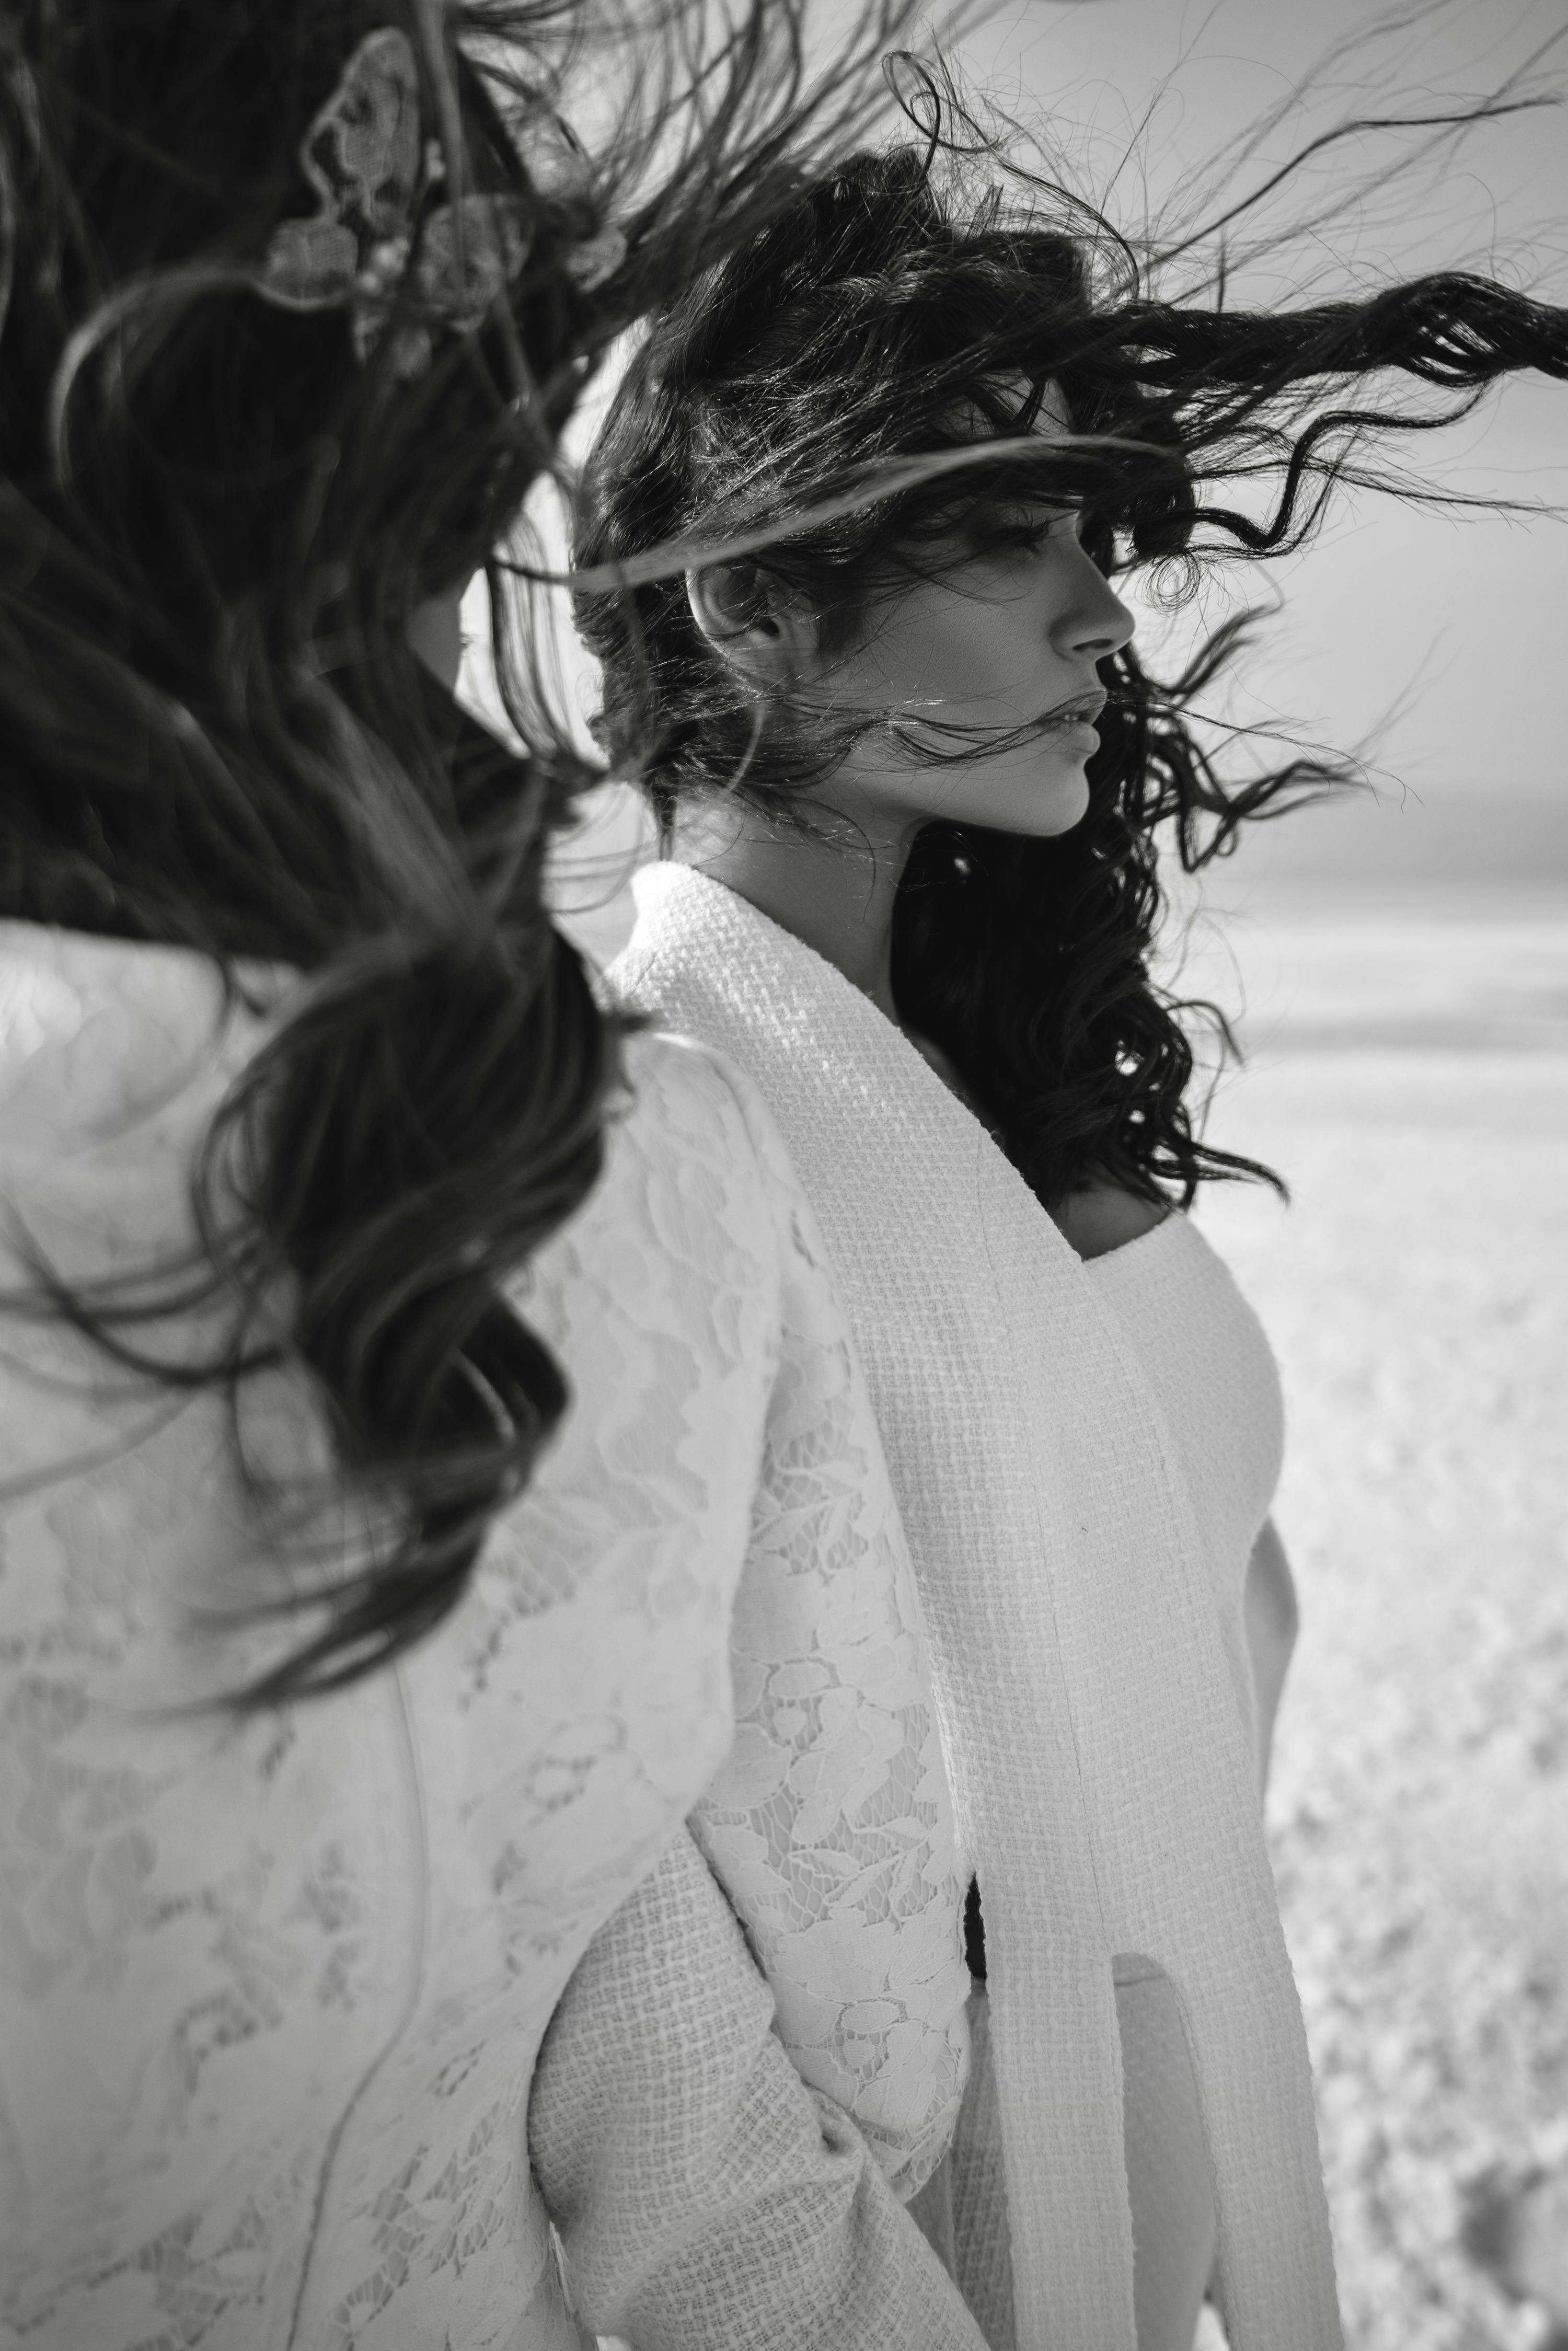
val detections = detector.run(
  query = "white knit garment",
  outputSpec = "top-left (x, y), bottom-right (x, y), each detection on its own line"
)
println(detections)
top-left (533, 1830), bottom-right (988, 2351)
top-left (0, 921), bottom-right (972, 2351)
top-left (610, 862), bottom-right (1343, 2351)
top-left (916, 1213), bottom-right (1294, 2349)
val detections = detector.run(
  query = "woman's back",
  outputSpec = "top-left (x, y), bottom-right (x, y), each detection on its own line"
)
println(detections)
top-left (0, 15), bottom-right (1008, 2347)
top-left (0, 924), bottom-right (790, 2348)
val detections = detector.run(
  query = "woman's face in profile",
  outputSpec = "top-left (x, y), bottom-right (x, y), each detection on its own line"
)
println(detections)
top-left (408, 579), bottom-right (471, 690)
top-left (817, 385), bottom-right (1137, 843)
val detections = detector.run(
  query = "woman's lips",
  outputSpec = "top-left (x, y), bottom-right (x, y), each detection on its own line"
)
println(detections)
top-left (1041, 690), bottom-right (1107, 742)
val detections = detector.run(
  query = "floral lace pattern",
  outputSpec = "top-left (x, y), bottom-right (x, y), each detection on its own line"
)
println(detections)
top-left (609, 866), bottom-right (1345, 2351)
top-left (0, 925), bottom-right (800, 2350)
top-left (690, 1164), bottom-right (970, 2198)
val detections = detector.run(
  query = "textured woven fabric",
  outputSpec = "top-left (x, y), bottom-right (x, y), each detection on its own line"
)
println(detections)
top-left (685, 1099), bottom-right (972, 2199)
top-left (920, 1963), bottom-right (1223, 2351)
top-left (0, 920), bottom-right (965, 2348)
top-left (948, 1991), bottom-right (1015, 2338)
top-left (609, 862), bottom-right (1343, 2351)
top-left (925, 1217), bottom-right (1291, 2348)
top-left (529, 1035), bottom-right (985, 2345)
top-left (531, 1828), bottom-right (988, 2350)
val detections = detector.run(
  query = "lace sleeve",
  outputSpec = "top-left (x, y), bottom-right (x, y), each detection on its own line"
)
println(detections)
top-left (528, 1827), bottom-right (989, 2351)
top-left (683, 1047), bottom-right (972, 2201)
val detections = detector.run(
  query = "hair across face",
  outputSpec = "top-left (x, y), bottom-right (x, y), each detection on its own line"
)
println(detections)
top-left (744, 384), bottom-right (1137, 847)
top-left (575, 146), bottom-right (1283, 1208)
top-left (576, 136), bottom-right (1568, 1210)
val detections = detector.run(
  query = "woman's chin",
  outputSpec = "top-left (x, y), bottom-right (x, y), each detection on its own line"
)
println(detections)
top-left (969, 759), bottom-right (1092, 839)
top-left (883, 755), bottom-right (1094, 840)
top-left (1041, 768), bottom-right (1093, 836)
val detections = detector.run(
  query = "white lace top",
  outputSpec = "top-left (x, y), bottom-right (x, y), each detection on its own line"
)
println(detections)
top-left (1087, 1214), bottom-right (1286, 1770)
top-left (0, 922), bottom-right (980, 2351)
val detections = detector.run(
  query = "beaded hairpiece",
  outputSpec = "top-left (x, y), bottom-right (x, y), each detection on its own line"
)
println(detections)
top-left (258, 27), bottom-right (625, 381)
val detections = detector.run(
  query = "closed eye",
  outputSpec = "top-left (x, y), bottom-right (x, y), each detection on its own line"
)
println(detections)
top-left (996, 521), bottom-right (1053, 554)
top-left (989, 503), bottom-right (1086, 555)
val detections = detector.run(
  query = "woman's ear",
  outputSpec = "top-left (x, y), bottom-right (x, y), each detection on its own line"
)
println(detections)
top-left (685, 563), bottom-right (816, 683)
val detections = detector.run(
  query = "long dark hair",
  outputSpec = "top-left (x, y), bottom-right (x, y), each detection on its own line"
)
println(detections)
top-left (0, 0), bottom-right (917, 1701)
top-left (575, 121), bottom-right (1568, 1211)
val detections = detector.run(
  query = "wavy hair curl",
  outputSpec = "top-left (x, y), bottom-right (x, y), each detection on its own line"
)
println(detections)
top-left (575, 121), bottom-right (1568, 1211)
top-left (0, 0), bottom-right (918, 1700)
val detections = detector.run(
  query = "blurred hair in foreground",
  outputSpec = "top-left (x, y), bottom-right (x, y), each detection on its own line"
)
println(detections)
top-left (0, 0), bottom-right (925, 1701)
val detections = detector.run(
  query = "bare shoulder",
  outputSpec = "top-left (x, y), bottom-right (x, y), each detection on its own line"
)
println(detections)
top-left (899, 1028), bottom-right (1172, 1265)
top-left (1054, 1182), bottom-right (1171, 1264)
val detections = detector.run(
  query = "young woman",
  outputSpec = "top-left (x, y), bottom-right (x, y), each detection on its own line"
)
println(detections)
top-left (0, 10), bottom-right (993, 2347)
top-left (577, 137), bottom-right (1568, 2351)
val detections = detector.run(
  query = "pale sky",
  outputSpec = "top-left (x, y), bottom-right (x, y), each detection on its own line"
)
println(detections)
top-left (947, 0), bottom-right (1568, 885)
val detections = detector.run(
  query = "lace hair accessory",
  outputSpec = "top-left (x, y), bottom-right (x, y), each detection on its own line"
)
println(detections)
top-left (259, 27), bottom-right (624, 382)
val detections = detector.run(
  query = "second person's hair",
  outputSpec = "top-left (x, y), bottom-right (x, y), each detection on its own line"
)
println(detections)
top-left (0, 0), bottom-right (917, 1699)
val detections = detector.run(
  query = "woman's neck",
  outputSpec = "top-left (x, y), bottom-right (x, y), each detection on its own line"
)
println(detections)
top-left (671, 789), bottom-right (918, 1027)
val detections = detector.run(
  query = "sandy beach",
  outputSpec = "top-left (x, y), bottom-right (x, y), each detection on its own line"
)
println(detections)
top-left (1183, 892), bottom-right (1568, 2351)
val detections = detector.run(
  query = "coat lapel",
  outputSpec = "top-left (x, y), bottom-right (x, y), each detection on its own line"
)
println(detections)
top-left (612, 861), bottom-right (1341, 2351)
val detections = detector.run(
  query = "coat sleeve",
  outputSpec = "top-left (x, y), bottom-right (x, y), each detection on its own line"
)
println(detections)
top-left (527, 1825), bottom-right (991, 2351)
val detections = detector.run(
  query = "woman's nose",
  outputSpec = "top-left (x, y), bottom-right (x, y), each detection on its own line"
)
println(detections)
top-left (1053, 540), bottom-right (1135, 662)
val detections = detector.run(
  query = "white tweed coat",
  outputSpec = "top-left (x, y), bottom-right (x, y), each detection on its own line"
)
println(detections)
top-left (610, 859), bottom-right (1344, 2351)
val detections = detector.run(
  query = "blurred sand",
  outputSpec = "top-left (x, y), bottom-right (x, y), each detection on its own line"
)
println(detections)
top-left (1182, 893), bottom-right (1568, 2351)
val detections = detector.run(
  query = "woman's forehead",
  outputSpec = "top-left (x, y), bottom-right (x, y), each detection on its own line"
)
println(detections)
top-left (1033, 382), bottom-right (1072, 436)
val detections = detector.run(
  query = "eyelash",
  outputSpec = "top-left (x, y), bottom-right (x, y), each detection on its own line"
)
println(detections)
top-left (994, 512), bottom-right (1084, 556)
